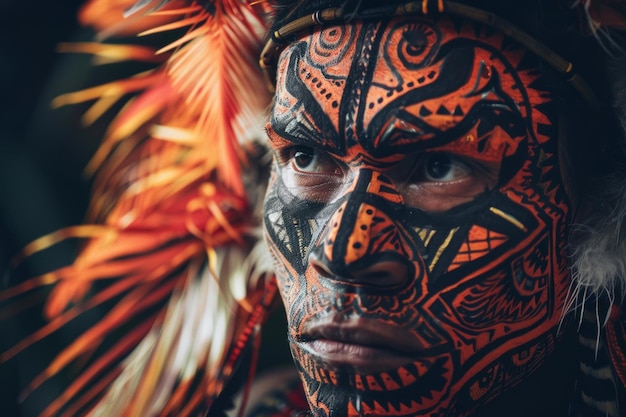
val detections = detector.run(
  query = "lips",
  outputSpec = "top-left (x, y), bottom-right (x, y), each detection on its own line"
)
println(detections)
top-left (295, 314), bottom-right (425, 372)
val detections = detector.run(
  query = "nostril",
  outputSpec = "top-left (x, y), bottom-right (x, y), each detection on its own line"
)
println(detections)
top-left (309, 249), bottom-right (415, 287)
top-left (310, 257), bottom-right (335, 279)
top-left (353, 260), bottom-right (412, 287)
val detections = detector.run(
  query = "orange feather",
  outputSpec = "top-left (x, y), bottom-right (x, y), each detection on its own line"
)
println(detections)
top-left (3, 1), bottom-right (280, 416)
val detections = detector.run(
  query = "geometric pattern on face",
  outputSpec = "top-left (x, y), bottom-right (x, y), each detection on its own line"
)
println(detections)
top-left (263, 15), bottom-right (572, 417)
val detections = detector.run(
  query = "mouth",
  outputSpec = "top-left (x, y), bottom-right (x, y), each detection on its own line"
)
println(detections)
top-left (295, 315), bottom-right (423, 372)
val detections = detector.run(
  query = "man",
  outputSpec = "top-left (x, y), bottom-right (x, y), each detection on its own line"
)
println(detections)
top-left (256, 1), bottom-right (626, 415)
top-left (2, 0), bottom-right (626, 416)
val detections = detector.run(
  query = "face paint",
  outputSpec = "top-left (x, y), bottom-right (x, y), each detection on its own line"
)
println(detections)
top-left (263, 15), bottom-right (571, 417)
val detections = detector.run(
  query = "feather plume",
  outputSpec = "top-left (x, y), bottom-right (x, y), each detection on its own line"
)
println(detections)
top-left (2, 0), bottom-right (279, 415)
top-left (78, 0), bottom-right (187, 38)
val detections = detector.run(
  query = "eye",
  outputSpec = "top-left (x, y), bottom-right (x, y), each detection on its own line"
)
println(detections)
top-left (394, 151), bottom-right (499, 211)
top-left (293, 149), bottom-right (314, 170)
top-left (272, 145), bottom-right (347, 202)
top-left (287, 146), bottom-right (342, 175)
top-left (421, 153), bottom-right (471, 182)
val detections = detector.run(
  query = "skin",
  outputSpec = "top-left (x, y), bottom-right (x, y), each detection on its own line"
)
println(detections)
top-left (263, 15), bottom-right (572, 417)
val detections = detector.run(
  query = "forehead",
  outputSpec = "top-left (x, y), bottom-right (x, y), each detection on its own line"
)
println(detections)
top-left (270, 16), bottom-right (554, 160)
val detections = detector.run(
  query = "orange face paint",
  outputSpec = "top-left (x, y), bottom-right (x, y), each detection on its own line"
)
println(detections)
top-left (264, 15), bottom-right (571, 417)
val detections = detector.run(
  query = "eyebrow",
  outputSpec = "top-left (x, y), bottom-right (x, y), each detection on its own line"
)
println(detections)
top-left (268, 109), bottom-right (346, 155)
top-left (267, 100), bottom-right (515, 159)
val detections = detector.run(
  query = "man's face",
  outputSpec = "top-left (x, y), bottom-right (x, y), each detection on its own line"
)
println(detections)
top-left (263, 16), bottom-right (571, 417)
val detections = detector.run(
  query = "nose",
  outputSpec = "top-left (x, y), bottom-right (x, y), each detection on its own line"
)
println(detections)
top-left (309, 248), bottom-right (413, 287)
top-left (308, 177), bottom-right (418, 288)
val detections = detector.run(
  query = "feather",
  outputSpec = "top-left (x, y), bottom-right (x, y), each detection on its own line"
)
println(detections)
top-left (124, 0), bottom-right (177, 17)
top-left (77, 0), bottom-right (188, 37)
top-left (2, 1), bottom-right (281, 415)
top-left (56, 42), bottom-right (165, 64)
top-left (152, 0), bottom-right (272, 196)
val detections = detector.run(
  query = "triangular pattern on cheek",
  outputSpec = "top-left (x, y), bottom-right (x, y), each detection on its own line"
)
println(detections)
top-left (265, 207), bottom-right (291, 252)
top-left (448, 226), bottom-right (509, 272)
top-left (413, 226), bottom-right (461, 274)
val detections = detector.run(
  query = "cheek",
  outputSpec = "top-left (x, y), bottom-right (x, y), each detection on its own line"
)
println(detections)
top-left (262, 175), bottom-right (321, 311)
top-left (448, 225), bottom-right (570, 336)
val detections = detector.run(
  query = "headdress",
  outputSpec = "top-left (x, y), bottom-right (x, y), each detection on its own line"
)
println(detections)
top-left (2, 0), bottom-right (626, 416)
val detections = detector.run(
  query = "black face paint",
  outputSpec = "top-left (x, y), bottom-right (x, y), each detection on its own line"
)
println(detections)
top-left (264, 16), bottom-right (571, 417)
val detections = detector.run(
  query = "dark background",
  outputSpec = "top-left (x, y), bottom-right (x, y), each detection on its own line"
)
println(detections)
top-left (0, 2), bottom-right (104, 415)
top-left (0, 0), bottom-right (91, 275)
